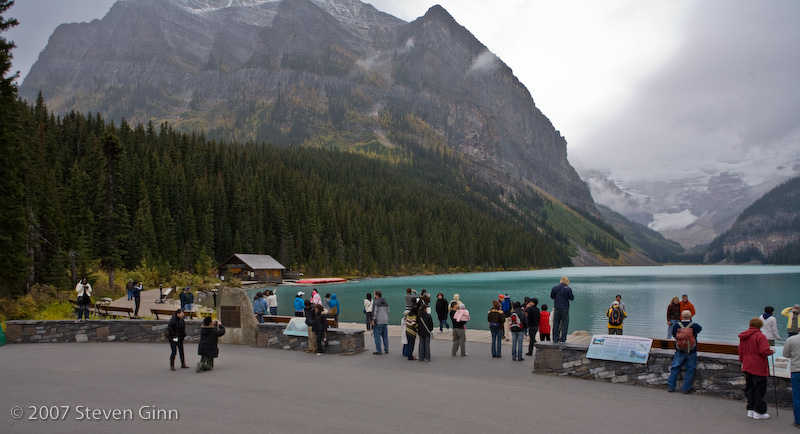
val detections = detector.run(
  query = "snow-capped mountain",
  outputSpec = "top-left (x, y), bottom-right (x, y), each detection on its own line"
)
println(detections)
top-left (578, 149), bottom-right (800, 248)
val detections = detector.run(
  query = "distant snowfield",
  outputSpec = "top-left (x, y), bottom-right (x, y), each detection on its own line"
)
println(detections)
top-left (648, 209), bottom-right (698, 231)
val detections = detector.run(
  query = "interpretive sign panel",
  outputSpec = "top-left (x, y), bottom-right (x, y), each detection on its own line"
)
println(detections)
top-left (586, 335), bottom-right (653, 364)
top-left (769, 346), bottom-right (790, 379)
top-left (283, 318), bottom-right (309, 337)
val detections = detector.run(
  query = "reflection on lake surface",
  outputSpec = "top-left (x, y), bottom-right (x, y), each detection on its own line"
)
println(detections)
top-left (251, 265), bottom-right (800, 343)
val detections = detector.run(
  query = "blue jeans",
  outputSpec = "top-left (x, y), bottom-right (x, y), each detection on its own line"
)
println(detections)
top-left (439, 319), bottom-right (450, 332)
top-left (490, 328), bottom-right (502, 356)
top-left (269, 307), bottom-right (278, 315)
top-left (127, 289), bottom-right (133, 300)
top-left (667, 350), bottom-right (697, 392)
top-left (77, 305), bottom-right (90, 320)
top-left (511, 331), bottom-right (525, 359)
top-left (373, 323), bottom-right (388, 353)
top-left (792, 371), bottom-right (800, 424)
top-left (668, 320), bottom-right (679, 339)
top-left (552, 308), bottom-right (569, 343)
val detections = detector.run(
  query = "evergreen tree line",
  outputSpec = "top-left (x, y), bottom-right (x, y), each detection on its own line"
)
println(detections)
top-left (0, 92), bottom-right (579, 296)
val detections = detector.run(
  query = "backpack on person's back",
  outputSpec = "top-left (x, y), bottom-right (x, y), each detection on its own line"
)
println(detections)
top-left (675, 322), bottom-right (696, 352)
top-left (509, 312), bottom-right (524, 332)
top-left (608, 307), bottom-right (624, 326)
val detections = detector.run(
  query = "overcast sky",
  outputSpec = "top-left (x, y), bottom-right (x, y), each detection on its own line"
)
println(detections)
top-left (4, 0), bottom-right (800, 172)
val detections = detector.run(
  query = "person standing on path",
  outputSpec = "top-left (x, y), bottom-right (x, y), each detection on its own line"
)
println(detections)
top-left (371, 291), bottom-right (390, 354)
top-left (435, 293), bottom-right (450, 333)
top-left (500, 294), bottom-right (512, 341)
top-left (738, 317), bottom-right (774, 420)
top-left (168, 309), bottom-right (188, 371)
top-left (364, 293), bottom-right (373, 331)
top-left (487, 300), bottom-right (505, 358)
top-left (253, 292), bottom-right (268, 324)
top-left (667, 310), bottom-right (702, 394)
top-left (782, 304), bottom-right (800, 337)
top-left (328, 294), bottom-right (340, 327)
top-left (180, 287), bottom-right (194, 312)
top-left (132, 281), bottom-right (143, 317)
top-left (126, 278), bottom-right (134, 301)
top-left (404, 288), bottom-right (418, 310)
top-left (304, 300), bottom-right (317, 354)
top-left (510, 302), bottom-right (528, 361)
top-left (294, 292), bottom-right (305, 317)
top-left (405, 306), bottom-right (419, 361)
top-left (680, 294), bottom-right (696, 318)
top-left (539, 304), bottom-right (551, 341)
top-left (666, 296), bottom-right (681, 339)
top-left (525, 298), bottom-right (540, 356)
top-left (781, 332), bottom-right (800, 429)
top-left (606, 301), bottom-right (627, 335)
top-left (417, 302), bottom-right (433, 362)
top-left (550, 277), bottom-right (574, 343)
top-left (452, 303), bottom-right (469, 357)
top-left (312, 304), bottom-right (329, 355)
top-left (266, 289), bottom-right (278, 315)
top-left (75, 277), bottom-right (92, 321)
top-left (760, 306), bottom-right (780, 346)
top-left (197, 317), bottom-right (225, 372)
top-left (310, 288), bottom-right (322, 306)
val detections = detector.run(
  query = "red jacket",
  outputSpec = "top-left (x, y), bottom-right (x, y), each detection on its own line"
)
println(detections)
top-left (539, 311), bottom-right (551, 334)
top-left (737, 327), bottom-right (774, 376)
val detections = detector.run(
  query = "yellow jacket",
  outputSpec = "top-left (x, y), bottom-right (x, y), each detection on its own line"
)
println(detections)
top-left (606, 307), bottom-right (627, 329)
top-left (781, 307), bottom-right (800, 330)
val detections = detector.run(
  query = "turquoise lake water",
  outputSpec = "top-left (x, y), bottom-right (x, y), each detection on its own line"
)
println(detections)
top-left (248, 265), bottom-right (800, 343)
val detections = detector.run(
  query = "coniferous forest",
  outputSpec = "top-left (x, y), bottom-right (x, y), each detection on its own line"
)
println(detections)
top-left (0, 89), bottom-right (581, 297)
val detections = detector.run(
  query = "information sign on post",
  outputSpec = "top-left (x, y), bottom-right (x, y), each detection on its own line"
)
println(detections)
top-left (586, 335), bottom-right (654, 364)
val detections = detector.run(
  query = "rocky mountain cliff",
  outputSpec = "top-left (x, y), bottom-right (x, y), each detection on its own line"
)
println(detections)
top-left (704, 176), bottom-right (800, 264)
top-left (21, 0), bottom-right (596, 216)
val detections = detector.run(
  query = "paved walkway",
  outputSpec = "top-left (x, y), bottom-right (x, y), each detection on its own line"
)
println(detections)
top-left (1, 339), bottom-right (789, 434)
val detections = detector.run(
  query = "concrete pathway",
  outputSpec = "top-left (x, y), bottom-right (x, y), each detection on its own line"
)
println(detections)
top-left (1, 339), bottom-right (789, 434)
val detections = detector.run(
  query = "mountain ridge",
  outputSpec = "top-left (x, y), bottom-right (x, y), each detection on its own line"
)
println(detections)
top-left (21, 0), bottom-right (598, 218)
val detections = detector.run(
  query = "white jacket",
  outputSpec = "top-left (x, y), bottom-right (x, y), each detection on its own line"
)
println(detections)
top-left (75, 282), bottom-right (92, 301)
top-left (760, 314), bottom-right (780, 341)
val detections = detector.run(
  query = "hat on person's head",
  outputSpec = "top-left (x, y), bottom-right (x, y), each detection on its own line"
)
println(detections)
top-left (184, 286), bottom-right (190, 291)
top-left (297, 291), bottom-right (305, 296)
top-left (681, 310), bottom-right (692, 320)
top-left (612, 301), bottom-right (620, 306)
top-left (793, 304), bottom-right (800, 312)
top-left (499, 294), bottom-right (504, 299)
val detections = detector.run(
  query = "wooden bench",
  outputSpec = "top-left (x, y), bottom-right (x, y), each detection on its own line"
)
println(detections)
top-left (260, 315), bottom-right (336, 327)
top-left (650, 338), bottom-right (739, 355)
top-left (150, 308), bottom-right (196, 320)
top-left (97, 305), bottom-right (134, 319)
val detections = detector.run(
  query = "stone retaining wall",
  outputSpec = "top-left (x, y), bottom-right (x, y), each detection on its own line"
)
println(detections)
top-left (533, 341), bottom-right (792, 406)
top-left (5, 320), bottom-right (203, 344)
top-left (255, 323), bottom-right (364, 354)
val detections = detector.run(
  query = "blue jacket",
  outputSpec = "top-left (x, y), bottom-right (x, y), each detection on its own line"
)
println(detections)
top-left (253, 298), bottom-right (268, 314)
top-left (294, 296), bottom-right (305, 312)
top-left (329, 294), bottom-right (340, 314)
top-left (550, 283), bottom-right (574, 310)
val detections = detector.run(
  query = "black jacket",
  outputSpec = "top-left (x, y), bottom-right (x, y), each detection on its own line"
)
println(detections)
top-left (417, 311), bottom-right (434, 338)
top-left (312, 312), bottom-right (329, 334)
top-left (435, 298), bottom-right (449, 320)
top-left (524, 305), bottom-right (540, 329)
top-left (168, 314), bottom-right (186, 340)
top-left (198, 324), bottom-right (225, 358)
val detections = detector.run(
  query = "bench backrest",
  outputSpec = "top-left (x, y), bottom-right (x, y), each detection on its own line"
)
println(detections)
top-left (650, 338), bottom-right (739, 355)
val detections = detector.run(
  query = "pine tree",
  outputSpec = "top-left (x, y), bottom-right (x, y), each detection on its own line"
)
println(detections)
top-left (0, 1), bottom-right (29, 296)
